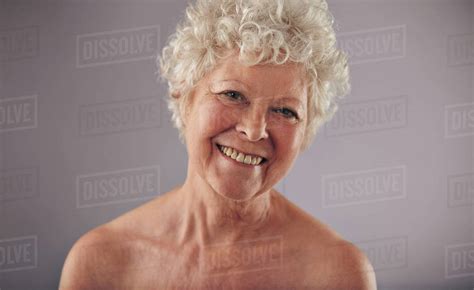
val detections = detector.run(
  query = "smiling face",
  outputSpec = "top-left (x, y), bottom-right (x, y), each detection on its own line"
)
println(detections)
top-left (182, 53), bottom-right (308, 201)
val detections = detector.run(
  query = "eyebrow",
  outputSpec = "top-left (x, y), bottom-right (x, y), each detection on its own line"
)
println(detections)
top-left (210, 79), bottom-right (249, 90)
top-left (210, 79), bottom-right (306, 112)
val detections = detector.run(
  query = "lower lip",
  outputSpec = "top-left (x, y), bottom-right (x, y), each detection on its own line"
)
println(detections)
top-left (215, 143), bottom-right (262, 168)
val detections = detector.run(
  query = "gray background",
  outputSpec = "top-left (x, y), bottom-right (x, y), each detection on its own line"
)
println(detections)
top-left (0, 0), bottom-right (473, 289)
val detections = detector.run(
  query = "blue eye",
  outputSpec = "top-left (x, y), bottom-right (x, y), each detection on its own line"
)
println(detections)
top-left (274, 107), bottom-right (298, 119)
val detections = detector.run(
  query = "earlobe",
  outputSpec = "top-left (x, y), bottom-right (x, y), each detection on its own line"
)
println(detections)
top-left (180, 103), bottom-right (188, 128)
top-left (179, 90), bottom-right (195, 128)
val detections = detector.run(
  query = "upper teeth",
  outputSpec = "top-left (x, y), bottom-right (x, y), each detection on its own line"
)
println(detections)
top-left (218, 145), bottom-right (264, 165)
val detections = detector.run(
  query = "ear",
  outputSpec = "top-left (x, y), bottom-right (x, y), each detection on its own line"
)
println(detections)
top-left (171, 90), bottom-right (181, 99)
top-left (170, 90), bottom-right (187, 127)
top-left (178, 89), bottom-right (196, 128)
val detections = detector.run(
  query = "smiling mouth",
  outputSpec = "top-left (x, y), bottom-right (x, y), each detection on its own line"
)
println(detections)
top-left (216, 143), bottom-right (267, 166)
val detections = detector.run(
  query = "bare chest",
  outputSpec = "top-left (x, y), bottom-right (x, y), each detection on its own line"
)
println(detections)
top-left (102, 238), bottom-right (318, 290)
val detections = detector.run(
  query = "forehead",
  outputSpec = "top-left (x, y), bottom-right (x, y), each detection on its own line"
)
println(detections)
top-left (205, 54), bottom-right (308, 102)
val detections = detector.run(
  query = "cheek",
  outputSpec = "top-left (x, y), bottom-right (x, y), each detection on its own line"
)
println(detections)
top-left (272, 123), bottom-right (305, 156)
top-left (195, 101), bottom-right (236, 135)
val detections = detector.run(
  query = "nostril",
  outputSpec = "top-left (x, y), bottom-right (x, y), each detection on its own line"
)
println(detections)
top-left (239, 131), bottom-right (267, 142)
top-left (236, 122), bottom-right (269, 142)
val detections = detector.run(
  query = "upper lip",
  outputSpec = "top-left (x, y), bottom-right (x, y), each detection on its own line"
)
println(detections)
top-left (216, 143), bottom-right (268, 160)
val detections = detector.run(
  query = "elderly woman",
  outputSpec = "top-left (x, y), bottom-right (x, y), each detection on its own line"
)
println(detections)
top-left (60, 0), bottom-right (376, 289)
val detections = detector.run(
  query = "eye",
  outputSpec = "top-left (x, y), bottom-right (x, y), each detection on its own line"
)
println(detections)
top-left (273, 107), bottom-right (298, 119)
top-left (221, 90), bottom-right (244, 102)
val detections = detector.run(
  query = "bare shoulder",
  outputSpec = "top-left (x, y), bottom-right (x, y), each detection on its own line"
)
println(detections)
top-left (301, 221), bottom-right (376, 289)
top-left (59, 225), bottom-right (128, 290)
top-left (59, 193), bottom-right (177, 290)
top-left (274, 192), bottom-right (376, 289)
top-left (315, 239), bottom-right (377, 290)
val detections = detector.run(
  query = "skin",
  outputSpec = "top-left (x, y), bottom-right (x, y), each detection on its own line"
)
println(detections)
top-left (59, 53), bottom-right (377, 290)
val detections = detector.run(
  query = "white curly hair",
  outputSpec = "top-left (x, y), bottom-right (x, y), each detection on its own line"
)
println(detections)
top-left (158, 0), bottom-right (350, 151)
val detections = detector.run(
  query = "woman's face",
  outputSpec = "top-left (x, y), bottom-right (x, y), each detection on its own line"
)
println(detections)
top-left (183, 53), bottom-right (308, 201)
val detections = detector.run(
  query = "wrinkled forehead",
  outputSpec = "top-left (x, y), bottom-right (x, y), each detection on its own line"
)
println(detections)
top-left (206, 53), bottom-right (308, 104)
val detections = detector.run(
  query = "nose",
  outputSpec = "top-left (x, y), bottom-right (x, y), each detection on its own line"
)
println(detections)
top-left (235, 106), bottom-right (269, 142)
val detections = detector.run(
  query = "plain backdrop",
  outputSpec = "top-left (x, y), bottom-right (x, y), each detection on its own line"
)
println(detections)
top-left (0, 0), bottom-right (472, 289)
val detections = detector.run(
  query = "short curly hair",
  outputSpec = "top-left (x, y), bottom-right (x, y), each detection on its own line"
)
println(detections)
top-left (158, 0), bottom-right (350, 151)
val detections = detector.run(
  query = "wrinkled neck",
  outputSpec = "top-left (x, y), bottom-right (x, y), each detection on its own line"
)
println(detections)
top-left (175, 172), bottom-right (273, 245)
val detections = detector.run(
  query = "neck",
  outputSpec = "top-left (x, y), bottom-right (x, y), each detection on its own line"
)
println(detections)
top-left (174, 171), bottom-right (273, 246)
